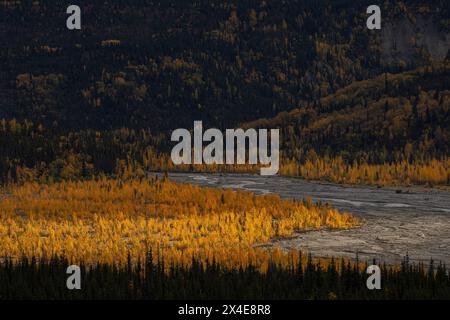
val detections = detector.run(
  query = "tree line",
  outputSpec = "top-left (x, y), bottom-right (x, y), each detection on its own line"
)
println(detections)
top-left (1, 252), bottom-right (449, 299)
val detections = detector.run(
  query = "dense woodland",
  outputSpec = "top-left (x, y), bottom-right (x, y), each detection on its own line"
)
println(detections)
top-left (1, 253), bottom-right (449, 299)
top-left (0, 0), bottom-right (449, 185)
top-left (248, 64), bottom-right (450, 163)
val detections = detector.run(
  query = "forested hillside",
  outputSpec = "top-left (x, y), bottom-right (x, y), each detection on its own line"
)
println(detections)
top-left (247, 63), bottom-right (450, 163)
top-left (1, 0), bottom-right (448, 130)
top-left (246, 62), bottom-right (450, 185)
top-left (0, 0), bottom-right (449, 184)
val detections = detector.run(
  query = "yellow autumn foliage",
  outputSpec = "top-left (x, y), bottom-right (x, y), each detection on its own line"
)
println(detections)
top-left (281, 157), bottom-right (450, 187)
top-left (0, 178), bottom-right (357, 270)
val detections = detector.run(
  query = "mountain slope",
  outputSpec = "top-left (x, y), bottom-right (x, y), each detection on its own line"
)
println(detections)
top-left (1, 0), bottom-right (448, 131)
top-left (245, 62), bottom-right (450, 165)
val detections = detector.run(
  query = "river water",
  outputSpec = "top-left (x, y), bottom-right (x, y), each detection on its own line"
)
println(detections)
top-left (165, 172), bottom-right (450, 265)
